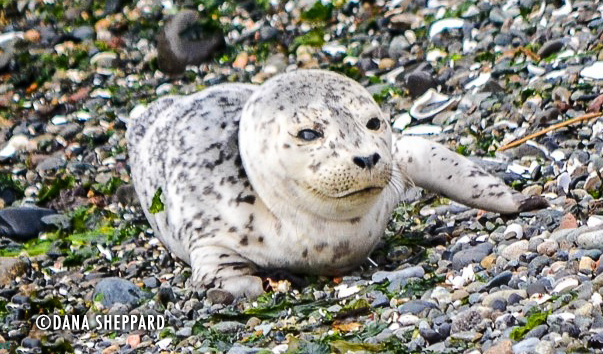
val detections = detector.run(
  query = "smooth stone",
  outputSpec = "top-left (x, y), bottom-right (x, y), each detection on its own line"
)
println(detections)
top-left (483, 290), bottom-right (527, 307)
top-left (491, 299), bottom-right (507, 311)
top-left (0, 207), bottom-right (56, 241)
top-left (450, 331), bottom-right (482, 342)
top-left (35, 157), bottom-right (66, 172)
top-left (398, 300), bottom-right (439, 314)
top-left (537, 39), bottom-right (565, 58)
top-left (143, 277), bottom-right (160, 288)
top-left (525, 324), bottom-right (547, 339)
top-left (212, 321), bottom-right (245, 334)
top-left (527, 282), bottom-right (547, 296)
top-left (534, 340), bottom-right (554, 354)
top-left (21, 337), bottom-right (41, 348)
top-left (406, 71), bottom-right (437, 99)
top-left (93, 277), bottom-right (146, 309)
top-left (500, 240), bottom-right (529, 261)
top-left (513, 337), bottom-right (540, 354)
top-left (485, 271), bottom-right (513, 290)
top-left (419, 328), bottom-right (443, 343)
top-left (576, 230), bottom-right (603, 250)
top-left (553, 278), bottom-right (578, 293)
top-left (176, 327), bottom-right (192, 337)
top-left (226, 345), bottom-right (263, 354)
top-left (452, 242), bottom-right (493, 270)
top-left (484, 339), bottom-right (513, 354)
top-left (536, 239), bottom-right (558, 256)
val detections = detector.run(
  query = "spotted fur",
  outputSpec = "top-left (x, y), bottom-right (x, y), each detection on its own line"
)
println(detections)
top-left (127, 70), bottom-right (546, 302)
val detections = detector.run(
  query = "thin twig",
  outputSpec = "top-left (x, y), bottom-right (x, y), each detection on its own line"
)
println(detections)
top-left (498, 111), bottom-right (603, 152)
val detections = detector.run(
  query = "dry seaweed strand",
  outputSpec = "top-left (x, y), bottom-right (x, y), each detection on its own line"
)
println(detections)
top-left (498, 112), bottom-right (603, 152)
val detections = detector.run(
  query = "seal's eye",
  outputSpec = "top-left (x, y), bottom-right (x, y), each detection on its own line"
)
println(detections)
top-left (297, 129), bottom-right (322, 141)
top-left (366, 117), bottom-right (381, 130)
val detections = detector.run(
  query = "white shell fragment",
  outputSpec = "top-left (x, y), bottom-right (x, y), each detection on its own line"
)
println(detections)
top-left (410, 89), bottom-right (459, 120)
top-left (557, 172), bottom-right (571, 194)
top-left (393, 113), bottom-right (412, 131)
top-left (0, 134), bottom-right (29, 159)
top-left (429, 18), bottom-right (465, 39)
top-left (504, 224), bottom-right (524, 239)
top-left (0, 31), bottom-right (24, 46)
top-left (527, 64), bottom-right (546, 76)
top-left (401, 124), bottom-right (442, 136)
top-left (464, 72), bottom-right (491, 90)
top-left (581, 62), bottom-right (603, 80)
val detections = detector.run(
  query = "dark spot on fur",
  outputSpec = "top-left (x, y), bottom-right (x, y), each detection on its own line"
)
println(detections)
top-left (240, 235), bottom-right (249, 246)
top-left (314, 242), bottom-right (328, 252)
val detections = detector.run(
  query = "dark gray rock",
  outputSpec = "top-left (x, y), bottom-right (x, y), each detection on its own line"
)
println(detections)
top-left (0, 207), bottom-right (56, 241)
top-left (115, 184), bottom-right (140, 206)
top-left (419, 327), bottom-right (443, 343)
top-left (406, 71), bottom-right (437, 99)
top-left (485, 270), bottom-right (513, 290)
top-left (491, 299), bottom-right (507, 311)
top-left (157, 10), bottom-right (225, 75)
top-left (452, 242), bottom-right (493, 270)
top-left (93, 277), bottom-right (146, 309)
top-left (21, 337), bottom-right (41, 348)
top-left (143, 277), bottom-right (160, 288)
top-left (538, 39), bottom-right (565, 58)
top-left (398, 300), bottom-right (438, 314)
top-left (36, 157), bottom-right (66, 172)
top-left (526, 282), bottom-right (547, 297)
top-left (259, 25), bottom-right (279, 42)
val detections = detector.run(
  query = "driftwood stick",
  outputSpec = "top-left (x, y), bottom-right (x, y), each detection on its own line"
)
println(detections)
top-left (497, 112), bottom-right (603, 152)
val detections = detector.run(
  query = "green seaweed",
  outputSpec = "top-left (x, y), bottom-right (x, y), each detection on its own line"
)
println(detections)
top-left (149, 187), bottom-right (165, 213)
top-left (38, 174), bottom-right (75, 204)
top-left (301, 1), bottom-right (333, 23)
top-left (292, 28), bottom-right (326, 49)
top-left (509, 310), bottom-right (550, 341)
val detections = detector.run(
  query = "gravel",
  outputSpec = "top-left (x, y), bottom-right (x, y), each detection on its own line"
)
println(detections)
top-left (0, 0), bottom-right (602, 352)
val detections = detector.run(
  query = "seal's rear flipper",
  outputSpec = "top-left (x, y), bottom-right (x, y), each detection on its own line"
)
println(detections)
top-left (393, 135), bottom-right (548, 214)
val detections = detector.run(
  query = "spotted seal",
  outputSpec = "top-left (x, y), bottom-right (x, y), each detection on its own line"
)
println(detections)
top-left (127, 70), bottom-right (546, 302)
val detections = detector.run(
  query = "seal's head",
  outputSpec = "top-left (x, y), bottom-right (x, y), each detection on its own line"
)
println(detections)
top-left (239, 70), bottom-right (393, 220)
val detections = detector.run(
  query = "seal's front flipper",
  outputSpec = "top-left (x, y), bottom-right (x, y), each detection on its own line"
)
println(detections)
top-left (393, 135), bottom-right (548, 214)
top-left (189, 246), bottom-right (264, 304)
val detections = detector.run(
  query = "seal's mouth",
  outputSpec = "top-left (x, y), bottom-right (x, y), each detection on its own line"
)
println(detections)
top-left (333, 186), bottom-right (383, 199)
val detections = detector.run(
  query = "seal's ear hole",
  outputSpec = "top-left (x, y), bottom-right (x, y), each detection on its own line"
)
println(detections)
top-left (366, 117), bottom-right (381, 130)
top-left (296, 129), bottom-right (322, 141)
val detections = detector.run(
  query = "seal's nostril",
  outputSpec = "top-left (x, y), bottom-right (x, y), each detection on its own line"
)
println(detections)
top-left (372, 153), bottom-right (380, 165)
top-left (353, 156), bottom-right (367, 169)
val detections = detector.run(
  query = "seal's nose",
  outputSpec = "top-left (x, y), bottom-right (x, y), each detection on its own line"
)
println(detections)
top-left (353, 153), bottom-right (381, 169)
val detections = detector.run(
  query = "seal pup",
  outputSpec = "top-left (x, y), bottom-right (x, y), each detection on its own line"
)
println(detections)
top-left (127, 70), bottom-right (546, 302)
